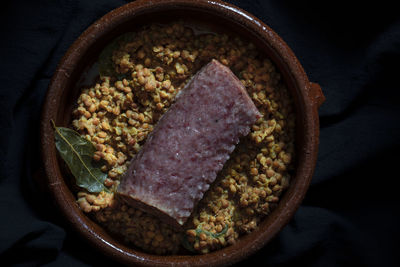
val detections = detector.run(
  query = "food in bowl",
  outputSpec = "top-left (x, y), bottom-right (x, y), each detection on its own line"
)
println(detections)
top-left (68, 22), bottom-right (296, 255)
top-left (118, 59), bottom-right (261, 229)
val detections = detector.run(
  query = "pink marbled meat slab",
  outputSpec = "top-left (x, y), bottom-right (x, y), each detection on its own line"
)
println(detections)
top-left (118, 59), bottom-right (261, 228)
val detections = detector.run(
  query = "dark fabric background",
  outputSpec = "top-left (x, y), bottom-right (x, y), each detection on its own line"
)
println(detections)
top-left (1, 0), bottom-right (399, 266)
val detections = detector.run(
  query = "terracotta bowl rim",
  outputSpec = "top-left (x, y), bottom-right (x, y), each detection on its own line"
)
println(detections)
top-left (40, 0), bottom-right (323, 266)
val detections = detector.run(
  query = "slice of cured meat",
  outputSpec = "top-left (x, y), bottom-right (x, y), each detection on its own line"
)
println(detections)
top-left (118, 59), bottom-right (261, 229)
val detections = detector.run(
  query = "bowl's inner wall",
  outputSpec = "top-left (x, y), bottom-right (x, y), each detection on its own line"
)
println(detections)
top-left (54, 6), bottom-right (307, 260)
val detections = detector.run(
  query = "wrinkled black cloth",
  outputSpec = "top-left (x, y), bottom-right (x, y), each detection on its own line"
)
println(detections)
top-left (1, 0), bottom-right (399, 266)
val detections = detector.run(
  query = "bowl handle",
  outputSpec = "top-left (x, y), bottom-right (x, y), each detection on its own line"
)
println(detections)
top-left (309, 82), bottom-right (325, 109)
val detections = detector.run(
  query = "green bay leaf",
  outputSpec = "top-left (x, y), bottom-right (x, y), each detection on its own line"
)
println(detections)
top-left (53, 121), bottom-right (108, 193)
top-left (181, 223), bottom-right (229, 252)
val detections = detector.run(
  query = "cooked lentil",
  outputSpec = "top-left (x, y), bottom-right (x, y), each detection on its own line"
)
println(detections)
top-left (71, 22), bottom-right (296, 255)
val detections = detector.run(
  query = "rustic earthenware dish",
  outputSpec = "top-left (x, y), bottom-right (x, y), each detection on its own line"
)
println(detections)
top-left (40, 0), bottom-right (325, 266)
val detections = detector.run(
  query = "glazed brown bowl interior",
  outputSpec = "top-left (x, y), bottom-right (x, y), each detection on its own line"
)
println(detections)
top-left (41, 0), bottom-right (324, 266)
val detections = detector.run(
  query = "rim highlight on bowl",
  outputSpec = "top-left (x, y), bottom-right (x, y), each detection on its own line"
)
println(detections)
top-left (40, 0), bottom-right (325, 266)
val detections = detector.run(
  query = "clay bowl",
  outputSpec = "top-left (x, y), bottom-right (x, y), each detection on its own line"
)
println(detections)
top-left (40, 0), bottom-right (325, 266)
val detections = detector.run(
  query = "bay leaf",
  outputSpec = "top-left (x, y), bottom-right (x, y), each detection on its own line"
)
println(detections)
top-left (181, 223), bottom-right (228, 252)
top-left (52, 121), bottom-right (108, 193)
top-left (98, 32), bottom-right (135, 80)
top-left (195, 223), bottom-right (228, 239)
